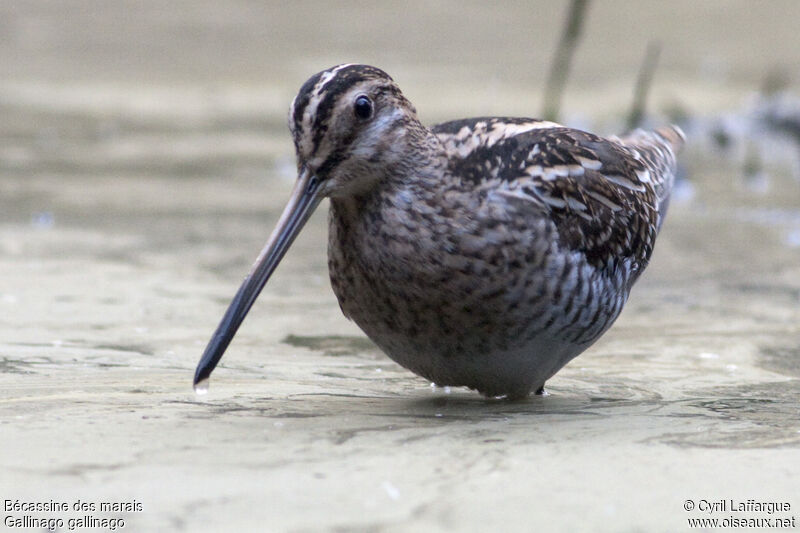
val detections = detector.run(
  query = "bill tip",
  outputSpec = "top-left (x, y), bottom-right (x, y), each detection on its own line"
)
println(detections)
top-left (194, 378), bottom-right (210, 396)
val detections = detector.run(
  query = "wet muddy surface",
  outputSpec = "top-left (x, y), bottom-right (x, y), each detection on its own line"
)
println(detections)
top-left (2, 1), bottom-right (800, 532)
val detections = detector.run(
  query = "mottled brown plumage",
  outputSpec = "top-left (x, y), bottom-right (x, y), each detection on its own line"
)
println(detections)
top-left (194, 64), bottom-right (684, 399)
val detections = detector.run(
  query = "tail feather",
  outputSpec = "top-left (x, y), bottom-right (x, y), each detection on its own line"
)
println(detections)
top-left (653, 124), bottom-right (686, 154)
top-left (620, 124), bottom-right (685, 156)
top-left (619, 124), bottom-right (684, 232)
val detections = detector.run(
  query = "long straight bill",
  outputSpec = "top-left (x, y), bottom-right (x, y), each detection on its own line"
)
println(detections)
top-left (193, 170), bottom-right (323, 387)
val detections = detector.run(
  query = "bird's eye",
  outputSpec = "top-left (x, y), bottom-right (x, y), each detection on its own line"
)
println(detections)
top-left (353, 95), bottom-right (373, 120)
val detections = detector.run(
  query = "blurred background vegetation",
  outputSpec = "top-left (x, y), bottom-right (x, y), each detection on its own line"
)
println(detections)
top-left (3, 1), bottom-right (800, 205)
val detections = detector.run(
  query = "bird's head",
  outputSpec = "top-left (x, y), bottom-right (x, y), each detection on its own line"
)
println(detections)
top-left (289, 63), bottom-right (421, 198)
top-left (193, 64), bottom-right (421, 388)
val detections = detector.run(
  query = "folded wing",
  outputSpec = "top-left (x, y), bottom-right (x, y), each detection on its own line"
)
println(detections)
top-left (433, 118), bottom-right (683, 271)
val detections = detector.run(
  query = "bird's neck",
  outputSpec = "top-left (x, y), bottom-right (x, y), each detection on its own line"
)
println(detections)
top-left (334, 120), bottom-right (448, 205)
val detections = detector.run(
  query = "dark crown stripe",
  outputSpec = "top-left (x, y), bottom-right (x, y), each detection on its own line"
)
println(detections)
top-left (310, 67), bottom-right (395, 149)
top-left (292, 65), bottom-right (393, 139)
top-left (291, 71), bottom-right (326, 135)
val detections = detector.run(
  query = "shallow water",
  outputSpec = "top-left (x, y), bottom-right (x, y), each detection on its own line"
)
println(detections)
top-left (2, 2), bottom-right (800, 532)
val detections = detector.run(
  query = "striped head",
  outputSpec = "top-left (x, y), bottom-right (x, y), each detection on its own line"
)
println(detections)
top-left (193, 65), bottom-right (424, 386)
top-left (288, 64), bottom-right (422, 197)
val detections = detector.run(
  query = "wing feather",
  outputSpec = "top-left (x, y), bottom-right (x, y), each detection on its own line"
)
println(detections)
top-left (432, 118), bottom-right (682, 270)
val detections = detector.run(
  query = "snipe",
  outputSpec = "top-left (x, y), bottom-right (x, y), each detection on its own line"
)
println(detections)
top-left (194, 64), bottom-right (684, 399)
